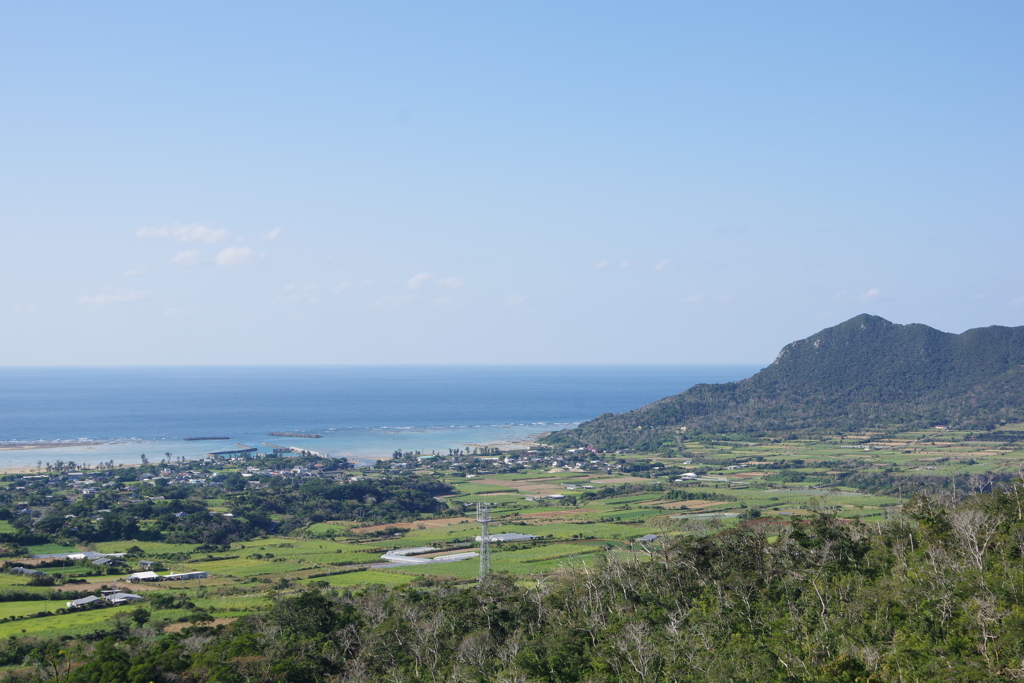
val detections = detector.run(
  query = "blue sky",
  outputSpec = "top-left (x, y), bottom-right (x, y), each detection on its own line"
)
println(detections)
top-left (2, 2), bottom-right (1022, 364)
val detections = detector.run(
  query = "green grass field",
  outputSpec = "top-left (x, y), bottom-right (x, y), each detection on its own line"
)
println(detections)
top-left (0, 604), bottom-right (139, 638)
top-left (23, 543), bottom-right (77, 555)
top-left (300, 570), bottom-right (412, 588)
top-left (91, 540), bottom-right (202, 555)
top-left (8, 425), bottom-right (1020, 639)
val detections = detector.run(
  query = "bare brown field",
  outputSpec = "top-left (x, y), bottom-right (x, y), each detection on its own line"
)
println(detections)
top-left (587, 476), bottom-right (651, 485)
top-left (164, 617), bottom-right (237, 633)
top-left (350, 517), bottom-right (476, 534)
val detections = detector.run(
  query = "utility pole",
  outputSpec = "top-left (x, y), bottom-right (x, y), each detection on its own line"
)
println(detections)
top-left (477, 502), bottom-right (491, 582)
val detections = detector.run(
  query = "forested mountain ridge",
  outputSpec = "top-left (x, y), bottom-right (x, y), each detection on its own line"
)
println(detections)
top-left (544, 314), bottom-right (1024, 450)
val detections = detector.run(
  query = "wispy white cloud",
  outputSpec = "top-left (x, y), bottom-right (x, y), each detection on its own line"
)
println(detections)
top-left (77, 290), bottom-right (151, 306)
top-left (618, 260), bottom-right (631, 269)
top-left (124, 266), bottom-right (149, 277)
top-left (832, 290), bottom-right (849, 301)
top-left (683, 294), bottom-right (704, 304)
top-left (334, 283), bottom-right (351, 293)
top-left (265, 228), bottom-right (283, 240)
top-left (406, 272), bottom-right (433, 290)
top-left (437, 277), bottom-right (465, 289)
top-left (162, 307), bottom-right (184, 317)
top-left (137, 224), bottom-right (227, 244)
top-left (504, 294), bottom-right (527, 306)
top-left (859, 288), bottom-right (882, 302)
top-left (594, 261), bottom-right (609, 270)
top-left (653, 258), bottom-right (671, 271)
top-left (430, 296), bottom-right (455, 306)
top-left (216, 246), bottom-right (254, 266)
top-left (171, 250), bottom-right (201, 266)
top-left (1009, 294), bottom-right (1024, 307)
top-left (12, 304), bottom-right (37, 315)
top-left (274, 283), bottom-right (320, 305)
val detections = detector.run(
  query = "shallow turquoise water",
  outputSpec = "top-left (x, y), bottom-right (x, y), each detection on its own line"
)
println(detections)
top-left (0, 365), bottom-right (761, 468)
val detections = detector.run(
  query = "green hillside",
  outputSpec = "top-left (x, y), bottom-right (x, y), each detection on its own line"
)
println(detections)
top-left (544, 314), bottom-right (1024, 449)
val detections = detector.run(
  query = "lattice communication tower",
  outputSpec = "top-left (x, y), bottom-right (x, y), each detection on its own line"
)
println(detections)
top-left (477, 502), bottom-right (492, 582)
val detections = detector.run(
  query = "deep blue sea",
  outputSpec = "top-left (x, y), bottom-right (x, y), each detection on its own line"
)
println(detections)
top-left (0, 365), bottom-right (762, 469)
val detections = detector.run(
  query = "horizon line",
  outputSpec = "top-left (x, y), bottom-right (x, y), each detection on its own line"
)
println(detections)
top-left (0, 362), bottom-right (770, 369)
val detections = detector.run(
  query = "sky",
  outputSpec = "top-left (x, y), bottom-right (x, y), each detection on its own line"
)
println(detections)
top-left (1, 2), bottom-right (1022, 365)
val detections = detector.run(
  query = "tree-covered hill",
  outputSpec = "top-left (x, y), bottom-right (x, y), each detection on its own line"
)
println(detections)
top-left (544, 314), bottom-right (1024, 450)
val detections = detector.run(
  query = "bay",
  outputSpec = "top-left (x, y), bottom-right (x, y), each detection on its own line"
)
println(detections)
top-left (0, 365), bottom-right (762, 469)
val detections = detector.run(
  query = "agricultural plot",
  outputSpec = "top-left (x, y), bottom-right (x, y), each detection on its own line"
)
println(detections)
top-left (0, 603), bottom-right (139, 639)
top-left (0, 600), bottom-right (68, 620)
top-left (300, 570), bottom-right (412, 588)
top-left (92, 541), bottom-right (205, 556)
top-left (22, 543), bottom-right (77, 556)
top-left (449, 494), bottom-right (523, 505)
top-left (3, 425), bottom-right (1019, 644)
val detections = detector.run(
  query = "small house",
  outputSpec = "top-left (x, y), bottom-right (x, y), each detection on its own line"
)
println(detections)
top-left (67, 595), bottom-right (102, 608)
top-left (9, 567), bottom-right (45, 577)
top-left (164, 571), bottom-right (208, 581)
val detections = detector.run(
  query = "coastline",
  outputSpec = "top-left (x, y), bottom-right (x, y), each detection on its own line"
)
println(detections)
top-left (0, 441), bottom-right (112, 451)
top-left (0, 426), bottom-right (561, 475)
top-left (1, 465), bottom-right (44, 474)
top-left (464, 432), bottom-right (547, 451)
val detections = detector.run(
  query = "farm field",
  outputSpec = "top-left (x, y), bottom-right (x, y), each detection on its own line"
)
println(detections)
top-left (0, 425), bottom-right (1020, 644)
top-left (0, 603), bottom-right (140, 639)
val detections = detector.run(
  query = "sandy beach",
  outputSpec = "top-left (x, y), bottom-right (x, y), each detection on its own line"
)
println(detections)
top-left (0, 441), bottom-right (111, 451)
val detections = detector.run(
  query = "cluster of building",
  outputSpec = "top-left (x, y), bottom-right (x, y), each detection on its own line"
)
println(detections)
top-left (388, 447), bottom-right (617, 476)
top-left (9, 553), bottom-right (213, 585)
top-left (125, 570), bottom-right (209, 583)
top-left (67, 590), bottom-right (144, 609)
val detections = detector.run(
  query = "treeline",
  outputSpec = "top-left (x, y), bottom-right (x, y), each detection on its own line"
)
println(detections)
top-left (8, 487), bottom-right (1024, 681)
top-left (229, 476), bottom-right (457, 535)
top-left (2, 475), bottom-right (457, 548)
top-left (664, 488), bottom-right (736, 502)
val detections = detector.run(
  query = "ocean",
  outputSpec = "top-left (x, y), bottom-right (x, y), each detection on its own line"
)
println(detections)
top-left (0, 365), bottom-right (762, 469)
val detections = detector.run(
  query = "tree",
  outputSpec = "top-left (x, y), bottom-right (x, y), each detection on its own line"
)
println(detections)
top-left (129, 607), bottom-right (150, 627)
